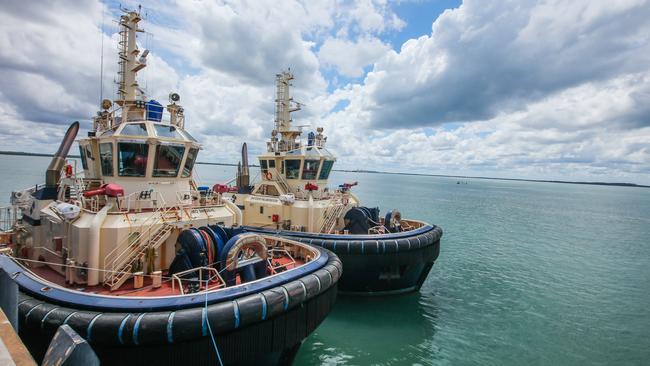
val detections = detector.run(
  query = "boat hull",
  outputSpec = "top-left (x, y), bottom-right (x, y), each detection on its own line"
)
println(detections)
top-left (1, 248), bottom-right (341, 366)
top-left (243, 224), bottom-right (442, 294)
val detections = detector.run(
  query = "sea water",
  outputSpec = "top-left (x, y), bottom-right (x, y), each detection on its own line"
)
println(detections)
top-left (2, 155), bottom-right (649, 365)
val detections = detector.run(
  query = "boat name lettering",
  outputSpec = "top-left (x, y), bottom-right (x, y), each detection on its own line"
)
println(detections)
top-left (250, 197), bottom-right (280, 204)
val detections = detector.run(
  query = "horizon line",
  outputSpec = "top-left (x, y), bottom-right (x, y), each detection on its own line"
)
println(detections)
top-left (0, 150), bottom-right (647, 189)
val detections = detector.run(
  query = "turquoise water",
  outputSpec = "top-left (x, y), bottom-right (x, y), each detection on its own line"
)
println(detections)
top-left (2, 155), bottom-right (649, 365)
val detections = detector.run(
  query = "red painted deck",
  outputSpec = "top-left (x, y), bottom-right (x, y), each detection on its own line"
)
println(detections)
top-left (26, 256), bottom-right (302, 297)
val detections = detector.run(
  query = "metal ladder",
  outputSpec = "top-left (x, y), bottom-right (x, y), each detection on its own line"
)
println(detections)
top-left (271, 169), bottom-right (291, 194)
top-left (103, 208), bottom-right (176, 290)
top-left (103, 223), bottom-right (173, 291)
top-left (319, 199), bottom-right (346, 234)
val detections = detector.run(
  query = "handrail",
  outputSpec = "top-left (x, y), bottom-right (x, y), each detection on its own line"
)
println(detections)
top-left (104, 223), bottom-right (173, 289)
top-left (103, 191), bottom-right (172, 280)
top-left (171, 267), bottom-right (225, 295)
top-left (97, 102), bottom-right (185, 130)
top-left (0, 206), bottom-right (19, 232)
top-left (267, 248), bottom-right (296, 274)
top-left (175, 189), bottom-right (222, 207)
top-left (318, 193), bottom-right (347, 233)
top-left (117, 190), bottom-right (168, 213)
top-left (269, 168), bottom-right (291, 194)
top-left (103, 207), bottom-right (167, 271)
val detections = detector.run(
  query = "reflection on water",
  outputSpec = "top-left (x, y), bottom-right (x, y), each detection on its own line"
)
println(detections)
top-left (297, 293), bottom-right (439, 366)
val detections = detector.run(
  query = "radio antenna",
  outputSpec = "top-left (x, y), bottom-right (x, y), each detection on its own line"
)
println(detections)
top-left (99, 6), bottom-right (105, 106)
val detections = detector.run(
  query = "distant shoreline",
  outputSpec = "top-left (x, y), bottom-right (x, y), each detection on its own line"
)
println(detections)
top-left (1, 150), bottom-right (648, 189)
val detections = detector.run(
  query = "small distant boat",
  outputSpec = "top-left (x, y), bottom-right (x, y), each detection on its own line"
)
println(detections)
top-left (217, 71), bottom-right (442, 294)
top-left (0, 9), bottom-right (339, 365)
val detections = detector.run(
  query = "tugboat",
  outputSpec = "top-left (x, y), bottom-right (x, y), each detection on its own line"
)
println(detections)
top-left (223, 71), bottom-right (442, 294)
top-left (0, 9), bottom-right (340, 365)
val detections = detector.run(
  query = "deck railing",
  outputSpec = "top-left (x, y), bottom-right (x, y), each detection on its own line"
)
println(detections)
top-left (0, 206), bottom-right (19, 232)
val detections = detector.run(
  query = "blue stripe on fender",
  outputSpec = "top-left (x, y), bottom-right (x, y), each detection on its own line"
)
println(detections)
top-left (63, 311), bottom-right (77, 325)
top-left (242, 223), bottom-right (434, 240)
top-left (87, 314), bottom-right (102, 343)
top-left (133, 313), bottom-right (145, 345)
top-left (40, 308), bottom-right (58, 330)
top-left (24, 303), bottom-right (42, 319)
top-left (118, 314), bottom-right (132, 345)
top-left (202, 307), bottom-right (207, 337)
top-left (281, 287), bottom-right (290, 311)
top-left (166, 312), bottom-right (175, 343)
top-left (313, 274), bottom-right (322, 293)
top-left (233, 301), bottom-right (240, 329)
top-left (260, 294), bottom-right (268, 320)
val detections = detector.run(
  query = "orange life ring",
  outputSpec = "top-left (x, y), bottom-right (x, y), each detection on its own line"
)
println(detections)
top-left (265, 171), bottom-right (273, 180)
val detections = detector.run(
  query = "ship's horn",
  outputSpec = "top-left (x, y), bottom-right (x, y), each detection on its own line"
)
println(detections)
top-left (46, 121), bottom-right (80, 187)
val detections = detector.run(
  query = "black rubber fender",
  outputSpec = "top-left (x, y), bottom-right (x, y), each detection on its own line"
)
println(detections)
top-left (90, 313), bottom-right (129, 345)
top-left (281, 281), bottom-right (307, 309)
top-left (262, 225), bottom-right (442, 256)
top-left (261, 287), bottom-right (289, 320)
top-left (170, 307), bottom-right (203, 342)
top-left (64, 311), bottom-right (101, 340)
top-left (134, 311), bottom-right (171, 345)
top-left (236, 294), bottom-right (265, 328)
top-left (15, 249), bottom-right (342, 348)
top-left (41, 307), bottom-right (75, 335)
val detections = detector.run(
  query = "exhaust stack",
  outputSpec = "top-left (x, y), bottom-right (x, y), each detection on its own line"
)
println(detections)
top-left (237, 143), bottom-right (250, 188)
top-left (46, 121), bottom-right (80, 187)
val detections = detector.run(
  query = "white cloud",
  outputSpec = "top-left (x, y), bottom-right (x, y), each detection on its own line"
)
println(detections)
top-left (361, 0), bottom-right (650, 128)
top-left (319, 37), bottom-right (391, 77)
top-left (0, 0), bottom-right (649, 185)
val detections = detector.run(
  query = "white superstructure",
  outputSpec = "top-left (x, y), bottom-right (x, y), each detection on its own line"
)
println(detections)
top-left (1, 8), bottom-right (240, 291)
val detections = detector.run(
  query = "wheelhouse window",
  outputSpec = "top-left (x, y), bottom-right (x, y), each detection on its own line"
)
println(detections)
top-left (85, 145), bottom-right (93, 160)
top-left (182, 147), bottom-right (199, 178)
top-left (302, 160), bottom-right (320, 180)
top-left (99, 143), bottom-right (114, 176)
top-left (319, 160), bottom-right (334, 180)
top-left (285, 159), bottom-right (301, 179)
top-left (120, 123), bottom-right (148, 136)
top-left (268, 160), bottom-right (275, 169)
top-left (118, 142), bottom-right (149, 177)
top-left (101, 126), bottom-right (117, 137)
top-left (154, 124), bottom-right (184, 140)
top-left (153, 144), bottom-right (185, 177)
top-left (260, 160), bottom-right (268, 174)
top-left (79, 146), bottom-right (88, 170)
top-left (179, 130), bottom-right (197, 142)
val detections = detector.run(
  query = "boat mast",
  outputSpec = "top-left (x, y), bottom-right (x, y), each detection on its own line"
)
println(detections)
top-left (116, 7), bottom-right (147, 122)
top-left (272, 71), bottom-right (302, 152)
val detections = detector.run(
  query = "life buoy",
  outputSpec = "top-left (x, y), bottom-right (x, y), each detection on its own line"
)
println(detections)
top-left (265, 171), bottom-right (273, 180)
top-left (342, 197), bottom-right (349, 205)
top-left (65, 164), bottom-right (73, 177)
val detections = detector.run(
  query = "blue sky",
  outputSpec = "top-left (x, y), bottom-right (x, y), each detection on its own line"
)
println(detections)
top-left (1, 0), bottom-right (649, 184)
